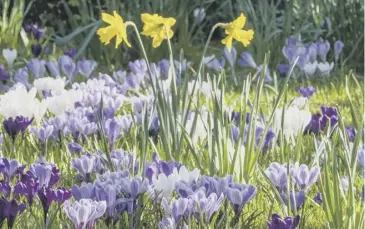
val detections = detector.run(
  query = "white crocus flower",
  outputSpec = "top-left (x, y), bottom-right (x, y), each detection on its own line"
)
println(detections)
top-left (273, 97), bottom-right (312, 140)
top-left (151, 173), bottom-right (179, 199)
top-left (34, 77), bottom-right (66, 96)
top-left (45, 89), bottom-right (83, 115)
top-left (303, 61), bottom-right (318, 76)
top-left (0, 84), bottom-right (47, 122)
top-left (317, 62), bottom-right (334, 76)
top-left (2, 48), bottom-right (17, 66)
top-left (172, 165), bottom-right (200, 183)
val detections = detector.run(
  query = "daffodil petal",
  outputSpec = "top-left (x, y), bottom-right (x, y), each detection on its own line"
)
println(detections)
top-left (234, 13), bottom-right (247, 29)
top-left (101, 13), bottom-right (114, 24)
top-left (234, 29), bottom-right (254, 46)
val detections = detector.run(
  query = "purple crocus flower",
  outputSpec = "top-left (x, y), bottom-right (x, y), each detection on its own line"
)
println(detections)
top-left (267, 214), bottom-right (300, 229)
top-left (304, 113), bottom-right (325, 134)
top-left (3, 116), bottom-right (34, 141)
top-left (46, 61), bottom-right (60, 78)
top-left (226, 183), bottom-right (257, 215)
top-left (334, 40), bottom-right (344, 62)
top-left (59, 55), bottom-right (76, 81)
top-left (31, 43), bottom-right (42, 58)
top-left (31, 25), bottom-right (45, 40)
top-left (297, 86), bottom-right (316, 98)
top-left (14, 178), bottom-right (38, 206)
top-left (0, 158), bottom-right (25, 181)
top-left (0, 64), bottom-right (10, 81)
top-left (280, 191), bottom-right (306, 213)
top-left (77, 59), bottom-right (97, 78)
top-left (316, 40), bottom-right (330, 61)
top-left (0, 180), bottom-right (11, 197)
top-left (64, 48), bottom-right (77, 58)
top-left (238, 52), bottom-right (257, 68)
top-left (290, 164), bottom-right (320, 191)
top-left (321, 106), bottom-right (338, 127)
top-left (27, 58), bottom-right (46, 78)
top-left (30, 125), bottom-right (54, 144)
top-left (0, 198), bottom-right (26, 229)
top-left (24, 24), bottom-right (32, 33)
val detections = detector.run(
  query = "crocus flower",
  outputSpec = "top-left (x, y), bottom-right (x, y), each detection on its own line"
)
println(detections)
top-left (67, 142), bottom-right (84, 155)
top-left (189, 189), bottom-right (225, 222)
top-left (0, 180), bottom-right (11, 197)
top-left (277, 64), bottom-right (290, 75)
top-left (221, 13), bottom-right (254, 51)
top-left (97, 11), bottom-right (131, 48)
top-left (345, 126), bottom-right (356, 142)
top-left (59, 55), bottom-right (76, 81)
top-left (265, 162), bottom-right (288, 192)
top-left (334, 40), bottom-right (344, 62)
top-left (280, 191), bottom-right (306, 213)
top-left (238, 52), bottom-right (257, 68)
top-left (34, 163), bottom-right (53, 188)
top-left (193, 8), bottom-right (206, 23)
top-left (72, 155), bottom-right (95, 182)
top-left (224, 46), bottom-right (237, 68)
top-left (14, 178), bottom-right (38, 206)
top-left (141, 13), bottom-right (176, 48)
top-left (226, 183), bottom-right (257, 215)
top-left (27, 58), bottom-right (46, 78)
top-left (14, 67), bottom-right (31, 89)
top-left (31, 25), bottom-right (45, 40)
top-left (3, 116), bottom-right (34, 141)
top-left (316, 40), bottom-right (330, 61)
top-left (314, 192), bottom-right (322, 205)
top-left (2, 49), bottom-right (17, 66)
top-left (317, 62), bottom-right (334, 76)
top-left (161, 197), bottom-right (189, 224)
top-left (71, 183), bottom-right (95, 201)
top-left (150, 173), bottom-right (178, 199)
top-left (30, 125), bottom-right (54, 144)
top-left (63, 199), bottom-right (107, 229)
top-left (297, 86), bottom-right (316, 98)
top-left (119, 177), bottom-right (149, 198)
top-left (77, 59), bottom-right (97, 78)
top-left (267, 214), bottom-right (300, 229)
top-left (46, 61), bottom-right (60, 77)
top-left (358, 144), bottom-right (365, 168)
top-left (0, 158), bottom-right (25, 181)
top-left (64, 48), bottom-right (77, 58)
top-left (0, 198), bottom-right (26, 229)
top-left (31, 43), bottom-right (42, 57)
top-left (290, 164), bottom-right (320, 191)
top-left (302, 61), bottom-right (318, 76)
top-left (203, 55), bottom-right (226, 72)
top-left (104, 118), bottom-right (122, 151)
top-left (0, 64), bottom-right (10, 81)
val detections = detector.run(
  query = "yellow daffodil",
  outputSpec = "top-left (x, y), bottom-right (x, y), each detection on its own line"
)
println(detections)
top-left (222, 13), bottom-right (254, 51)
top-left (141, 13), bottom-right (176, 48)
top-left (97, 11), bottom-right (131, 48)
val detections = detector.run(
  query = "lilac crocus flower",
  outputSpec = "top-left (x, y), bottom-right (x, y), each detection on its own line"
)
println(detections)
top-left (159, 217), bottom-right (177, 229)
top-left (72, 155), bottom-right (95, 182)
top-left (161, 197), bottom-right (189, 224)
top-left (27, 58), bottom-right (46, 78)
top-left (193, 8), bottom-right (206, 23)
top-left (63, 199), bottom-right (107, 229)
top-left (67, 142), bottom-right (84, 155)
top-left (77, 59), bottom-right (97, 78)
top-left (120, 177), bottom-right (149, 198)
top-left (189, 189), bottom-right (225, 222)
top-left (0, 198), bottom-right (26, 229)
top-left (265, 163), bottom-right (288, 192)
top-left (267, 214), bottom-right (300, 229)
top-left (129, 59), bottom-right (148, 77)
top-left (255, 64), bottom-right (272, 83)
top-left (307, 43), bottom-right (318, 62)
top-left (316, 40), bottom-right (330, 61)
top-left (280, 191), bottom-right (306, 213)
top-left (34, 163), bottom-right (53, 188)
top-left (334, 40), bottom-right (344, 62)
top-left (71, 183), bottom-right (95, 201)
top-left (224, 46), bottom-right (237, 68)
top-left (290, 164), bottom-right (320, 191)
top-left (14, 67), bottom-right (31, 89)
top-left (46, 61), bottom-right (60, 78)
top-left (277, 64), bottom-right (290, 75)
top-left (30, 125), bottom-right (54, 144)
top-left (297, 86), bottom-right (316, 99)
top-left (0, 158), bottom-right (25, 181)
top-left (59, 55), bottom-right (76, 81)
top-left (104, 118), bottom-right (122, 151)
top-left (357, 144), bottom-right (365, 168)
top-left (0, 66), bottom-right (10, 82)
top-left (203, 55), bottom-right (226, 72)
top-left (238, 52), bottom-right (257, 68)
top-left (226, 183), bottom-right (257, 215)
top-left (64, 48), bottom-right (77, 58)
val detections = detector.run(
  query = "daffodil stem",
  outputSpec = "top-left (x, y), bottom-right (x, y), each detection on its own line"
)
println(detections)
top-left (197, 23), bottom-right (227, 80)
top-left (125, 21), bottom-right (157, 95)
